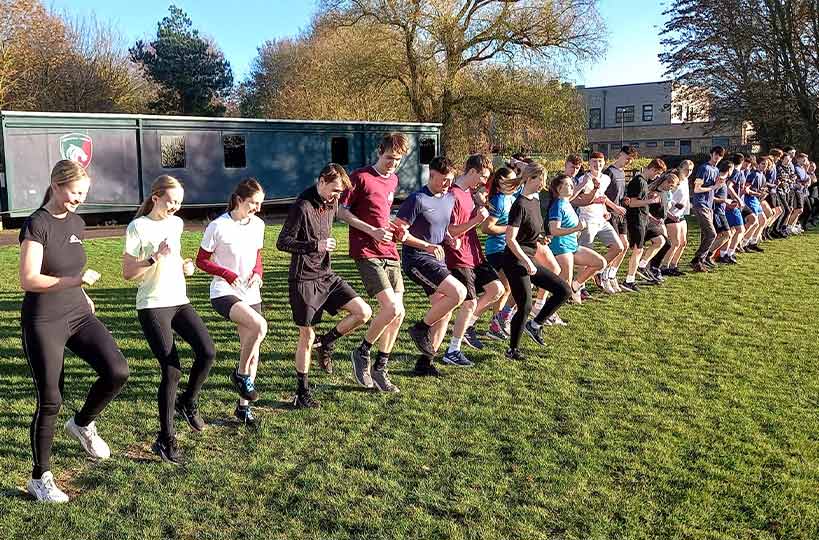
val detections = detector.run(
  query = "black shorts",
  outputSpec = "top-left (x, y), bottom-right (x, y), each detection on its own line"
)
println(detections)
top-left (288, 273), bottom-right (358, 327)
top-left (645, 222), bottom-right (665, 241)
top-left (450, 262), bottom-right (500, 301)
top-left (609, 213), bottom-right (627, 235)
top-left (626, 217), bottom-right (647, 248)
top-left (211, 295), bottom-right (262, 320)
top-left (741, 206), bottom-right (753, 219)
top-left (713, 211), bottom-right (730, 233)
top-left (402, 248), bottom-right (450, 296)
top-left (485, 252), bottom-right (505, 272)
top-left (793, 190), bottom-right (807, 208)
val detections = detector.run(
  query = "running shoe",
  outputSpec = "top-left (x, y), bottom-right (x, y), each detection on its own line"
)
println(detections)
top-left (485, 318), bottom-right (508, 341)
top-left (412, 356), bottom-right (441, 377)
top-left (609, 278), bottom-right (623, 293)
top-left (175, 397), bottom-right (205, 431)
top-left (748, 244), bottom-right (764, 253)
top-left (371, 367), bottom-right (400, 393)
top-left (568, 288), bottom-right (582, 304)
top-left (593, 273), bottom-right (604, 290)
top-left (580, 288), bottom-right (591, 301)
top-left (408, 322), bottom-right (435, 357)
top-left (230, 369), bottom-right (259, 402)
top-left (442, 350), bottom-right (474, 367)
top-left (27, 472), bottom-right (69, 503)
top-left (691, 261), bottom-right (708, 273)
top-left (292, 390), bottom-right (320, 409)
top-left (235, 404), bottom-right (261, 424)
top-left (620, 281), bottom-right (640, 292)
top-left (703, 259), bottom-right (717, 269)
top-left (524, 320), bottom-right (545, 346)
top-left (65, 417), bottom-right (111, 460)
top-left (505, 348), bottom-right (526, 361)
top-left (350, 347), bottom-right (374, 388)
top-left (549, 313), bottom-right (568, 326)
top-left (152, 433), bottom-right (181, 464)
top-left (636, 267), bottom-right (654, 282)
top-left (463, 326), bottom-right (485, 350)
top-left (601, 279), bottom-right (617, 294)
top-left (316, 342), bottom-right (334, 374)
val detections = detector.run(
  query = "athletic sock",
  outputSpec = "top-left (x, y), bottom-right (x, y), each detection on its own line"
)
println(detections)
top-left (467, 314), bottom-right (479, 328)
top-left (359, 338), bottom-right (373, 354)
top-left (296, 371), bottom-right (309, 393)
top-left (321, 327), bottom-right (343, 349)
top-left (608, 267), bottom-right (618, 280)
top-left (626, 273), bottom-right (636, 283)
top-left (374, 351), bottom-right (390, 371)
top-left (447, 337), bottom-right (462, 354)
top-left (638, 260), bottom-right (648, 269)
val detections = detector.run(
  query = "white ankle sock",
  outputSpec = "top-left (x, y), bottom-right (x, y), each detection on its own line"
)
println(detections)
top-left (447, 337), bottom-right (462, 353)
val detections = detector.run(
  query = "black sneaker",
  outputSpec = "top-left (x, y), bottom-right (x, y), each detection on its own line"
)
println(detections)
top-left (620, 281), bottom-right (640, 292)
top-left (463, 326), bottom-right (485, 350)
top-left (292, 390), bottom-right (320, 409)
top-left (350, 346), bottom-right (374, 388)
top-left (235, 404), bottom-right (260, 425)
top-left (412, 356), bottom-right (440, 377)
top-left (505, 348), bottom-right (526, 361)
top-left (408, 323), bottom-right (435, 357)
top-left (316, 343), bottom-right (334, 374)
top-left (230, 370), bottom-right (259, 402)
top-left (703, 259), bottom-right (717, 269)
top-left (175, 397), bottom-right (205, 431)
top-left (524, 320), bottom-right (545, 346)
top-left (152, 433), bottom-right (181, 465)
top-left (636, 267), bottom-right (654, 281)
top-left (748, 244), bottom-right (764, 253)
top-left (371, 367), bottom-right (399, 393)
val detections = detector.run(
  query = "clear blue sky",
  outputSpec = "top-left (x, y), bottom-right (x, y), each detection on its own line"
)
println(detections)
top-left (50, 0), bottom-right (666, 86)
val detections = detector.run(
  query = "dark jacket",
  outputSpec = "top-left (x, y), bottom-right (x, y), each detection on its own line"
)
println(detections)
top-left (276, 185), bottom-right (336, 282)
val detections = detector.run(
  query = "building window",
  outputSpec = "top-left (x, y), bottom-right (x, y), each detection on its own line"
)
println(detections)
top-left (646, 141), bottom-right (658, 148)
top-left (615, 106), bottom-right (635, 124)
top-left (161, 135), bottom-right (186, 169)
top-left (642, 104), bottom-right (654, 122)
top-left (596, 143), bottom-right (608, 154)
top-left (331, 137), bottom-right (349, 165)
top-left (630, 142), bottom-right (640, 148)
top-left (223, 135), bottom-right (246, 169)
top-left (664, 140), bottom-right (677, 148)
top-left (712, 137), bottom-right (730, 148)
top-left (588, 108), bottom-right (601, 129)
top-left (419, 138), bottom-right (436, 165)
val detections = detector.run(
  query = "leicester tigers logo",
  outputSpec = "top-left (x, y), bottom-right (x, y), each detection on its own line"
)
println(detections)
top-left (59, 133), bottom-right (93, 169)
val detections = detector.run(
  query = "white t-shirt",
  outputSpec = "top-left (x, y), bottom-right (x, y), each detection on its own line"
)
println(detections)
top-left (124, 215), bottom-right (189, 310)
top-left (200, 212), bottom-right (265, 304)
top-left (575, 173), bottom-right (611, 223)
top-left (670, 180), bottom-right (691, 218)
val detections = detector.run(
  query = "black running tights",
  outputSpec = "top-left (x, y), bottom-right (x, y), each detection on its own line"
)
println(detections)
top-left (138, 304), bottom-right (215, 438)
top-left (22, 312), bottom-right (129, 479)
top-left (503, 261), bottom-right (571, 350)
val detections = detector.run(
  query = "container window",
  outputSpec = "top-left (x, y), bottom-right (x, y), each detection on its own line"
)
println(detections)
top-left (224, 135), bottom-right (246, 169)
top-left (419, 138), bottom-right (436, 164)
top-left (331, 137), bottom-right (349, 165)
top-left (161, 135), bottom-right (186, 169)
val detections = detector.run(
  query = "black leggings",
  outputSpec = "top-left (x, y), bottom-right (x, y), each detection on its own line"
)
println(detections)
top-left (503, 261), bottom-right (571, 350)
top-left (21, 310), bottom-right (129, 479)
top-left (138, 304), bottom-right (215, 438)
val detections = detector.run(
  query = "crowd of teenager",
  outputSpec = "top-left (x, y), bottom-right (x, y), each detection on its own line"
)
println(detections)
top-left (16, 134), bottom-right (817, 502)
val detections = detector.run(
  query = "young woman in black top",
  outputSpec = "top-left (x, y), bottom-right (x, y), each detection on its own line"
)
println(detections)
top-left (19, 160), bottom-right (129, 502)
top-left (502, 165), bottom-right (571, 361)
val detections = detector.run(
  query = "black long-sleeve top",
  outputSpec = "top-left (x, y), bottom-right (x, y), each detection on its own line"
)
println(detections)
top-left (276, 185), bottom-right (336, 282)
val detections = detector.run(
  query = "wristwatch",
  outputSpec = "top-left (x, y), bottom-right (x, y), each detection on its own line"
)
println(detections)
top-left (147, 256), bottom-right (156, 266)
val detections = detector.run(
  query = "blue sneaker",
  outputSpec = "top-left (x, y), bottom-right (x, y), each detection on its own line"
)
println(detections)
top-left (463, 326), bottom-right (485, 350)
top-left (442, 350), bottom-right (474, 367)
top-left (230, 370), bottom-right (259, 402)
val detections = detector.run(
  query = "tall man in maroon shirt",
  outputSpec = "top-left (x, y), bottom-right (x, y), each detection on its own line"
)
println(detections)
top-left (443, 154), bottom-right (505, 366)
top-left (334, 133), bottom-right (410, 393)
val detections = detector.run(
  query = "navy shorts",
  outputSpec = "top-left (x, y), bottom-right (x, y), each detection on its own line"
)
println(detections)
top-left (713, 211), bottom-right (730, 233)
top-left (485, 251), bottom-right (505, 272)
top-left (726, 207), bottom-right (744, 228)
top-left (402, 248), bottom-right (451, 296)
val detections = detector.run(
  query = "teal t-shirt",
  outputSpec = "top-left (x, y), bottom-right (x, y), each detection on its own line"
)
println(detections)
top-left (548, 198), bottom-right (579, 254)
top-left (484, 191), bottom-right (517, 255)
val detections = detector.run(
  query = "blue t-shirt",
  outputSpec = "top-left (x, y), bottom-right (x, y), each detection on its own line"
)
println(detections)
top-left (548, 198), bottom-right (579, 254)
top-left (692, 163), bottom-right (719, 209)
top-left (396, 186), bottom-right (455, 248)
top-left (484, 191), bottom-right (518, 255)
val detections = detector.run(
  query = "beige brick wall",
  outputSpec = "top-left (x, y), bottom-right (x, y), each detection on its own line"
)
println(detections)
top-left (587, 122), bottom-right (746, 157)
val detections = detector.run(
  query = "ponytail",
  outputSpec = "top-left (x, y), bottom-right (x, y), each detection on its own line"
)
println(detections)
top-left (227, 178), bottom-right (264, 212)
top-left (41, 160), bottom-right (89, 208)
top-left (136, 175), bottom-right (184, 218)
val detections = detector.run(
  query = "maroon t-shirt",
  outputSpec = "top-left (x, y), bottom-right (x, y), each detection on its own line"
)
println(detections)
top-left (445, 183), bottom-right (484, 269)
top-left (340, 166), bottom-right (400, 260)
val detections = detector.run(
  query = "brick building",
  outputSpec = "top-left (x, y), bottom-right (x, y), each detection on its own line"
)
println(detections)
top-left (578, 81), bottom-right (752, 158)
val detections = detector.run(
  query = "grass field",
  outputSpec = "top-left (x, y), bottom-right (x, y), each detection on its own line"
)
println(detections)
top-left (0, 223), bottom-right (818, 540)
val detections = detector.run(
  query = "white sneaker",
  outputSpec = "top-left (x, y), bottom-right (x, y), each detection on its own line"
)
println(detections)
top-left (550, 313), bottom-right (568, 326)
top-left (601, 279), bottom-right (616, 294)
top-left (610, 278), bottom-right (622, 293)
top-left (65, 417), bottom-right (111, 460)
top-left (27, 471), bottom-right (69, 503)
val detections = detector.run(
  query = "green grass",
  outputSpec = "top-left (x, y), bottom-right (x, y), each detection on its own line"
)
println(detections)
top-left (0, 224), bottom-right (818, 540)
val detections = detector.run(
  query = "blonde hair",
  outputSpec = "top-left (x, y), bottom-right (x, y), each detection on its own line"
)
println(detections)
top-left (679, 159), bottom-right (694, 177)
top-left (521, 163), bottom-right (546, 185)
top-left (41, 160), bottom-right (89, 207)
top-left (136, 175), bottom-right (184, 218)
